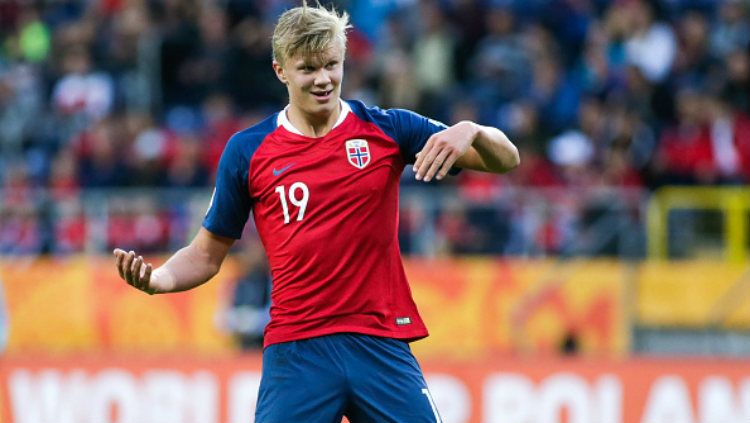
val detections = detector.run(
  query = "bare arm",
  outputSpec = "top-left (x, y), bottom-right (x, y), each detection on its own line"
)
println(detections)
top-left (114, 227), bottom-right (235, 294)
top-left (454, 123), bottom-right (520, 173)
top-left (413, 121), bottom-right (520, 182)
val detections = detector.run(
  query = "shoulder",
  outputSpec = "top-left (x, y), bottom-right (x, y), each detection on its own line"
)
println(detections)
top-left (344, 100), bottom-right (448, 156)
top-left (347, 99), bottom-right (384, 118)
top-left (228, 114), bottom-right (279, 149)
top-left (222, 113), bottom-right (280, 160)
top-left (346, 99), bottom-right (419, 124)
top-left (345, 100), bottom-right (445, 134)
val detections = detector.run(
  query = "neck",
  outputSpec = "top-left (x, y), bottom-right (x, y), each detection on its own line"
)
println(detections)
top-left (286, 102), bottom-right (341, 138)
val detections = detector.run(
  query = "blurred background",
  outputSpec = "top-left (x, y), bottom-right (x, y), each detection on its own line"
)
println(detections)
top-left (2, 0), bottom-right (750, 422)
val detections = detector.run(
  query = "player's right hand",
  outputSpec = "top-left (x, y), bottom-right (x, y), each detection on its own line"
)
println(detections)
top-left (113, 248), bottom-right (156, 295)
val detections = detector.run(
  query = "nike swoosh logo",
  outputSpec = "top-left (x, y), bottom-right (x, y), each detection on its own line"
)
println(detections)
top-left (273, 163), bottom-right (295, 176)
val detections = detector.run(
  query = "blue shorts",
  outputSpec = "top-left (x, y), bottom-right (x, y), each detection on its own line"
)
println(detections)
top-left (255, 333), bottom-right (442, 423)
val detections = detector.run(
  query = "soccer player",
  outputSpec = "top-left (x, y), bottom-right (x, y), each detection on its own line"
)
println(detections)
top-left (114, 3), bottom-right (519, 422)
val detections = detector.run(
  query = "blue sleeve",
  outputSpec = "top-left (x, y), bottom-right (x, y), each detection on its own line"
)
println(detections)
top-left (385, 108), bottom-right (448, 164)
top-left (348, 100), bottom-right (461, 175)
top-left (202, 133), bottom-right (254, 239)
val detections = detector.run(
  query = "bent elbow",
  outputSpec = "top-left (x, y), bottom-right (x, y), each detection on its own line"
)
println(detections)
top-left (499, 145), bottom-right (520, 173)
top-left (509, 146), bottom-right (521, 169)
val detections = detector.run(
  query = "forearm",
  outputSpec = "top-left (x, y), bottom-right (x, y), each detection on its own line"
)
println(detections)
top-left (470, 123), bottom-right (520, 173)
top-left (115, 228), bottom-right (233, 295)
top-left (414, 120), bottom-right (521, 181)
top-left (151, 244), bottom-right (223, 293)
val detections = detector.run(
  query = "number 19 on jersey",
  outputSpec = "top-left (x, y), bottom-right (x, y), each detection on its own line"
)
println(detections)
top-left (275, 182), bottom-right (309, 224)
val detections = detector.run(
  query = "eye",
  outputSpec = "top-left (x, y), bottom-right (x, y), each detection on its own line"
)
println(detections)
top-left (325, 61), bottom-right (338, 70)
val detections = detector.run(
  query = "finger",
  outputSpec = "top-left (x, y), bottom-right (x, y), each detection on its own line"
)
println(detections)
top-left (436, 151), bottom-right (460, 181)
top-left (114, 249), bottom-right (126, 280)
top-left (423, 148), bottom-right (451, 182)
top-left (413, 143), bottom-right (428, 172)
top-left (122, 251), bottom-right (136, 285)
top-left (136, 257), bottom-right (149, 291)
top-left (131, 256), bottom-right (144, 290)
top-left (140, 261), bottom-right (151, 279)
top-left (138, 258), bottom-right (151, 292)
top-left (416, 141), bottom-right (441, 181)
top-left (413, 137), bottom-right (435, 174)
top-left (129, 254), bottom-right (140, 287)
top-left (143, 263), bottom-right (154, 294)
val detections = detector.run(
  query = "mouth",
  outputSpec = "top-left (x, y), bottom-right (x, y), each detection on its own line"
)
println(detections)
top-left (311, 89), bottom-right (333, 101)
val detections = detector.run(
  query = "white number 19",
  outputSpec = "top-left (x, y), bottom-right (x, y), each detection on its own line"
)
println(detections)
top-left (274, 182), bottom-right (309, 224)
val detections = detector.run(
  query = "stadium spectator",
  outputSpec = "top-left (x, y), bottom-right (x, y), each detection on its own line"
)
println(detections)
top-left (72, 117), bottom-right (130, 187)
top-left (672, 10), bottom-right (721, 91)
top-left (373, 13), bottom-right (419, 109)
top-left (621, 0), bottom-right (677, 84)
top-left (722, 49), bottom-right (750, 114)
top-left (653, 87), bottom-right (715, 185)
top-left (224, 16), bottom-right (287, 111)
top-left (705, 92), bottom-right (750, 183)
top-left (603, 104), bottom-right (655, 187)
top-left (166, 132), bottom-right (211, 187)
top-left (529, 54), bottom-right (581, 135)
top-left (412, 0), bottom-right (457, 116)
top-left (0, 0), bottom-right (749, 258)
top-left (128, 114), bottom-right (173, 187)
top-left (448, 0), bottom-right (488, 82)
top-left (52, 46), bottom-right (114, 121)
top-left (201, 93), bottom-right (243, 174)
top-left (710, 0), bottom-right (750, 59)
top-left (52, 198), bottom-right (87, 254)
top-left (0, 44), bottom-right (45, 157)
top-left (470, 4), bottom-right (530, 104)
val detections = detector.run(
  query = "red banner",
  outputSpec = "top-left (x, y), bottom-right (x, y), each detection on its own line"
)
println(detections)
top-left (3, 354), bottom-right (750, 423)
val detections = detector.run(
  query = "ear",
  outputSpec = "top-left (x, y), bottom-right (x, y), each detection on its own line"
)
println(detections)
top-left (272, 60), bottom-right (288, 85)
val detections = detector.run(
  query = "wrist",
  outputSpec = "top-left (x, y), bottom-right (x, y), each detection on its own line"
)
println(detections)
top-left (151, 268), bottom-right (175, 293)
top-left (464, 121), bottom-right (483, 147)
top-left (459, 120), bottom-right (481, 140)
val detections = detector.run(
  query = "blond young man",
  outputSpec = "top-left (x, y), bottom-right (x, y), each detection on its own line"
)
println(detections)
top-left (114, 3), bottom-right (519, 421)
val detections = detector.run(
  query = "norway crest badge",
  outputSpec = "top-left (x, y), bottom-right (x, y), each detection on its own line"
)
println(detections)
top-left (345, 139), bottom-right (371, 169)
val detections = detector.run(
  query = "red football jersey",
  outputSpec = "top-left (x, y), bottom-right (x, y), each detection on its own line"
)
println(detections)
top-left (204, 100), bottom-right (449, 347)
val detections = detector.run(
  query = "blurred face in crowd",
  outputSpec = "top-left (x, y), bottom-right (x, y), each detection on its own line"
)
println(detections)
top-left (727, 50), bottom-right (749, 83)
top-left (676, 89), bottom-right (703, 125)
top-left (273, 42), bottom-right (345, 122)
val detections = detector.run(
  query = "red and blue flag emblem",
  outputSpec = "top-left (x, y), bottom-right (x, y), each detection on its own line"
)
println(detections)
top-left (345, 139), bottom-right (370, 169)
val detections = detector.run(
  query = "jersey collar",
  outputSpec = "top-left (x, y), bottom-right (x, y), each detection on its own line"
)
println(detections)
top-left (277, 99), bottom-right (351, 136)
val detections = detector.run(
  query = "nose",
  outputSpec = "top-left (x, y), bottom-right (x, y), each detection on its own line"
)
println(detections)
top-left (314, 69), bottom-right (331, 86)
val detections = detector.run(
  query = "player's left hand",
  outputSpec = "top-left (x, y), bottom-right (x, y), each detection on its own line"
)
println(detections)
top-left (413, 121), bottom-right (477, 182)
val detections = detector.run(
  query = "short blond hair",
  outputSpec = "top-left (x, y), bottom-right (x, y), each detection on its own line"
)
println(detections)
top-left (272, 2), bottom-right (351, 65)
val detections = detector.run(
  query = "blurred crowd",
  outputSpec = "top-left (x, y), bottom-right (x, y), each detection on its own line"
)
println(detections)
top-left (1, 0), bottom-right (749, 255)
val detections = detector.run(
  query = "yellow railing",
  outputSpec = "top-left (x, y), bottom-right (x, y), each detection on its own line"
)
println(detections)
top-left (648, 186), bottom-right (749, 262)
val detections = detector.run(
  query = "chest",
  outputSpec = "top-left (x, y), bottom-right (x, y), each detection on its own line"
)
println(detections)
top-left (248, 128), bottom-right (404, 215)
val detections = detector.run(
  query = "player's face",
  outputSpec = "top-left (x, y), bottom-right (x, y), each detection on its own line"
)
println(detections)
top-left (274, 43), bottom-right (344, 119)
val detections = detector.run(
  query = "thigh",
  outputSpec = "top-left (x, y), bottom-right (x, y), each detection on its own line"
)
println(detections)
top-left (343, 336), bottom-right (442, 423)
top-left (255, 339), bottom-right (348, 423)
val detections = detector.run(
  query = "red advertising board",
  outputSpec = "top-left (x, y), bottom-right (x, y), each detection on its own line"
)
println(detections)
top-left (2, 354), bottom-right (749, 423)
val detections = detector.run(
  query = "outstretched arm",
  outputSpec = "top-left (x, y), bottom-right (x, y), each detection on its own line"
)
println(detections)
top-left (114, 227), bottom-right (235, 294)
top-left (413, 121), bottom-right (520, 182)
